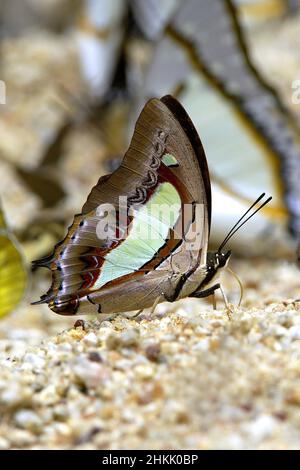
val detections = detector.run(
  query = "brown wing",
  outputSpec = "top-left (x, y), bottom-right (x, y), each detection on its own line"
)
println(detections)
top-left (32, 95), bottom-right (211, 315)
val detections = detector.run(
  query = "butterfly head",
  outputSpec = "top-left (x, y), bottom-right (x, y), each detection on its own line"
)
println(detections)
top-left (207, 250), bottom-right (231, 270)
top-left (205, 249), bottom-right (231, 279)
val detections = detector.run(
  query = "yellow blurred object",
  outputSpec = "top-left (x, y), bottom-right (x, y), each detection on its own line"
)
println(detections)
top-left (236, 0), bottom-right (293, 24)
top-left (0, 203), bottom-right (27, 318)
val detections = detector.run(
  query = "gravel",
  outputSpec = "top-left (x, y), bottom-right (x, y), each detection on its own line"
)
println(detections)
top-left (0, 258), bottom-right (299, 449)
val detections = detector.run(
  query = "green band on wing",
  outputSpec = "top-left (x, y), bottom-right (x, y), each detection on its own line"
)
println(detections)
top-left (162, 153), bottom-right (179, 167)
top-left (93, 182), bottom-right (181, 290)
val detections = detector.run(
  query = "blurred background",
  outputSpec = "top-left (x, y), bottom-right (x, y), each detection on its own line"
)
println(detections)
top-left (0, 0), bottom-right (299, 334)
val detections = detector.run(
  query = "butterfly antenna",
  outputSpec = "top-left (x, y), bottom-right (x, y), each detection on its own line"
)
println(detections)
top-left (219, 193), bottom-right (272, 251)
top-left (219, 193), bottom-right (265, 250)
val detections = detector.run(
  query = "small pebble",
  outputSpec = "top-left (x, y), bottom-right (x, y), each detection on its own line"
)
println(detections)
top-left (14, 410), bottom-right (43, 433)
top-left (73, 357), bottom-right (107, 389)
top-left (244, 415), bottom-right (277, 443)
top-left (289, 325), bottom-right (300, 340)
top-left (23, 353), bottom-right (46, 369)
top-left (88, 351), bottom-right (103, 363)
top-left (83, 332), bottom-right (98, 346)
top-left (74, 319), bottom-right (85, 330)
top-left (145, 343), bottom-right (161, 362)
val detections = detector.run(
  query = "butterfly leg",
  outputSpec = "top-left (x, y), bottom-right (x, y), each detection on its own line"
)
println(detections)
top-left (122, 295), bottom-right (164, 321)
top-left (100, 313), bottom-right (119, 322)
top-left (189, 283), bottom-right (220, 299)
top-left (189, 284), bottom-right (233, 320)
top-left (150, 295), bottom-right (164, 315)
top-left (123, 309), bottom-right (144, 320)
top-left (219, 284), bottom-right (233, 320)
top-left (212, 292), bottom-right (217, 310)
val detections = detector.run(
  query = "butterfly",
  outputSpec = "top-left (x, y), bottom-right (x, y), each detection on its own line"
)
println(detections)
top-left (32, 95), bottom-right (271, 316)
top-left (0, 202), bottom-right (27, 318)
top-left (137, 0), bottom-right (300, 258)
top-left (131, 0), bottom-right (298, 40)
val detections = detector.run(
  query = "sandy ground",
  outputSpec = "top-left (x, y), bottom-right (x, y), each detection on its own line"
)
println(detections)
top-left (0, 258), bottom-right (299, 450)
